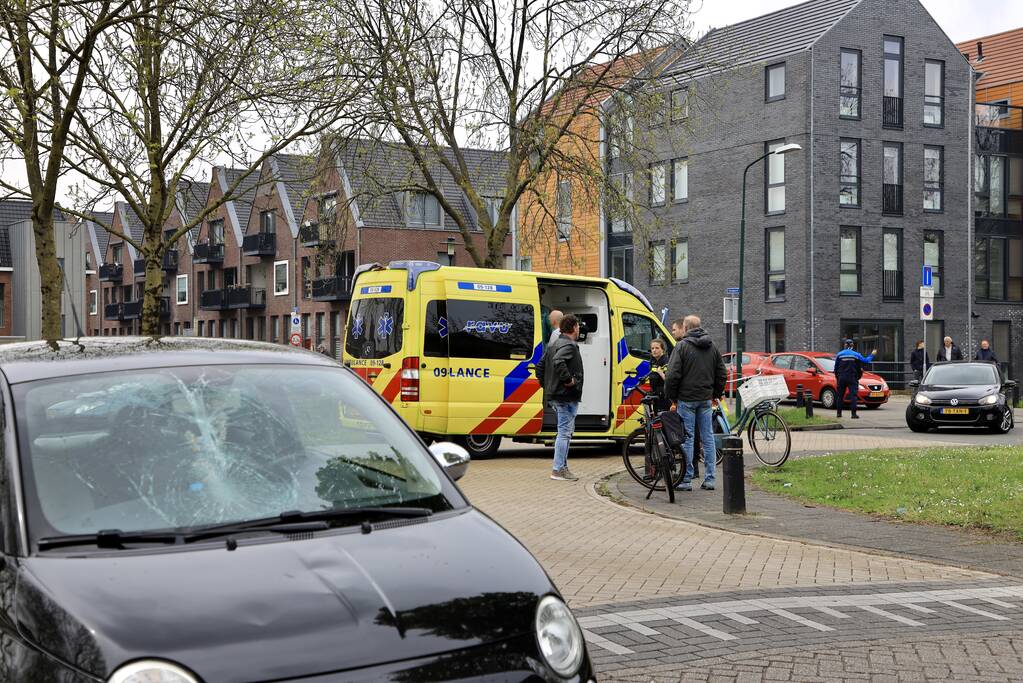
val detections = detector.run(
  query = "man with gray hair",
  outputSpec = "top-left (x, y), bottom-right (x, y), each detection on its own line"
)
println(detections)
top-left (664, 315), bottom-right (726, 491)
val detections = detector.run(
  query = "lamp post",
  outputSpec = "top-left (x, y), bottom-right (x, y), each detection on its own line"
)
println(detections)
top-left (735, 143), bottom-right (802, 415)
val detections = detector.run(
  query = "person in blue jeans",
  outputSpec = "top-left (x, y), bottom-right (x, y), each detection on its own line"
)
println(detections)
top-left (664, 315), bottom-right (727, 491)
top-left (535, 314), bottom-right (583, 481)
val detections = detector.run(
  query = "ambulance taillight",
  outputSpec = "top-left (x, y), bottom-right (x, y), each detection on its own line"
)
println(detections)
top-left (401, 357), bottom-right (420, 401)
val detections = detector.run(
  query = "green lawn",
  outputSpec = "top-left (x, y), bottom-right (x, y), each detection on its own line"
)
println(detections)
top-left (752, 447), bottom-right (1023, 539)
top-left (774, 407), bottom-right (839, 429)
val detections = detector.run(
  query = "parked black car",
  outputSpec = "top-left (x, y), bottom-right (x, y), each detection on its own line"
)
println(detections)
top-left (906, 361), bottom-right (1016, 434)
top-left (0, 338), bottom-right (594, 683)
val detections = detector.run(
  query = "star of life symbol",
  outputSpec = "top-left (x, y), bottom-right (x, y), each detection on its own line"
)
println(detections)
top-left (378, 313), bottom-right (394, 337)
top-left (438, 316), bottom-right (449, 339)
top-left (352, 317), bottom-right (364, 339)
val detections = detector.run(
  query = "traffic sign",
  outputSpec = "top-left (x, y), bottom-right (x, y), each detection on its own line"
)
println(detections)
top-left (723, 297), bottom-right (739, 324)
top-left (289, 332), bottom-right (303, 346)
top-left (922, 266), bottom-right (932, 287)
top-left (725, 287), bottom-right (741, 295)
top-left (920, 288), bottom-right (934, 321)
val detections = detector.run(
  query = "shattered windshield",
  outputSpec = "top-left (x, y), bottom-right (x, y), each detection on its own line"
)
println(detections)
top-left (15, 365), bottom-right (460, 540)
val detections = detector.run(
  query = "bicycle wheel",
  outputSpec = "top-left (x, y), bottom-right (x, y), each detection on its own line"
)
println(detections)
top-left (746, 409), bottom-right (791, 467)
top-left (652, 430), bottom-right (676, 503)
top-left (622, 428), bottom-right (659, 489)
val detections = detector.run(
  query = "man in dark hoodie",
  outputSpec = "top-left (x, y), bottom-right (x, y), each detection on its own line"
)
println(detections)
top-left (535, 314), bottom-right (584, 481)
top-left (664, 315), bottom-right (727, 491)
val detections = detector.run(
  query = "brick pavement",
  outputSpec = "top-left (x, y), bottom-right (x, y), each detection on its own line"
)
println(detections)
top-left (458, 446), bottom-right (990, 608)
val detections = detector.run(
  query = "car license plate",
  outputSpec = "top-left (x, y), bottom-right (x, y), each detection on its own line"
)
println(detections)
top-left (869, 391), bottom-right (884, 398)
top-left (941, 408), bottom-right (969, 415)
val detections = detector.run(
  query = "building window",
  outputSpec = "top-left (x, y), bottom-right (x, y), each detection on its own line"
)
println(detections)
top-left (882, 142), bottom-right (903, 215)
top-left (648, 241), bottom-right (667, 284)
top-left (176, 274), bottom-right (188, 304)
top-left (765, 140), bottom-right (786, 214)
top-left (840, 49), bottom-right (861, 118)
top-left (923, 230), bottom-right (943, 296)
top-left (608, 173), bottom-right (632, 233)
top-left (924, 60), bottom-right (944, 126)
top-left (301, 257), bottom-right (313, 299)
top-left (672, 239), bottom-right (688, 282)
top-left (924, 146), bottom-right (943, 211)
top-left (883, 35), bottom-right (903, 128)
top-left (85, 251), bottom-right (93, 271)
top-left (320, 193), bottom-right (338, 223)
top-left (882, 229), bottom-right (903, 300)
top-left (259, 210), bottom-right (275, 234)
top-left (209, 219), bottom-right (225, 245)
top-left (556, 180), bottom-right (572, 240)
top-left (766, 320), bottom-right (785, 353)
top-left (273, 260), bottom-right (289, 296)
top-left (765, 63), bottom-right (785, 102)
top-left (610, 245), bottom-right (633, 283)
top-left (649, 163), bottom-right (666, 207)
top-left (840, 227), bottom-right (861, 294)
top-left (765, 228), bottom-right (785, 300)
top-left (437, 251), bottom-right (454, 266)
top-left (672, 158), bottom-right (688, 203)
top-left (975, 154), bottom-right (1019, 219)
top-left (670, 88), bottom-right (689, 121)
top-left (975, 237), bottom-right (1023, 302)
top-left (519, 257), bottom-right (532, 271)
top-left (89, 290), bottom-right (98, 315)
top-left (840, 138), bottom-right (860, 207)
top-left (407, 191), bottom-right (441, 227)
top-left (111, 243), bottom-right (123, 265)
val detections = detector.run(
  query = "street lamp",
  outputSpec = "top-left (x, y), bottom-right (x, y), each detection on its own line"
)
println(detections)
top-left (735, 143), bottom-right (802, 415)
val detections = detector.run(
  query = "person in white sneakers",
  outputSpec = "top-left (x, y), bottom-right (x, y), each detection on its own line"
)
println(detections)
top-left (536, 314), bottom-right (583, 481)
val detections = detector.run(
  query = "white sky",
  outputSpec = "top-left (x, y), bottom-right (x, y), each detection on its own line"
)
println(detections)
top-left (689, 0), bottom-right (1022, 44)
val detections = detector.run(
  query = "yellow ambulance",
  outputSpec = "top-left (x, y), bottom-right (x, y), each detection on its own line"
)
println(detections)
top-left (343, 260), bottom-right (674, 457)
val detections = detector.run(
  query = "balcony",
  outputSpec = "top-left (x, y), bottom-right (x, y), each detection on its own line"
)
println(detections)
top-left (242, 232), bottom-right (276, 257)
top-left (976, 102), bottom-right (1023, 155)
top-left (193, 241), bottom-right (225, 265)
top-left (312, 275), bottom-right (353, 302)
top-left (882, 270), bottom-right (903, 301)
top-left (163, 249), bottom-right (179, 271)
top-left (123, 298), bottom-right (171, 320)
top-left (226, 285), bottom-right (266, 309)
top-left (300, 221), bottom-right (335, 248)
top-left (882, 184), bottom-right (903, 215)
top-left (98, 263), bottom-right (124, 282)
top-left (103, 302), bottom-right (124, 321)
top-left (199, 288), bottom-right (228, 310)
top-left (882, 96), bottom-right (903, 128)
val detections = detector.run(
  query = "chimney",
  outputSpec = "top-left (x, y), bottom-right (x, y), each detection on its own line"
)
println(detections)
top-left (976, 41), bottom-right (984, 62)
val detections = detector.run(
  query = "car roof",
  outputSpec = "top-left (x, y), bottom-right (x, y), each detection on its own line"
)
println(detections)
top-left (0, 337), bottom-right (338, 385)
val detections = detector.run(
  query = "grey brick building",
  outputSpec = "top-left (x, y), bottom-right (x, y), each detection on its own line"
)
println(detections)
top-left (612, 0), bottom-right (981, 385)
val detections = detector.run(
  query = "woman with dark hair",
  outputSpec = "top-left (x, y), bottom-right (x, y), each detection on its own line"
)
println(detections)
top-left (648, 338), bottom-right (672, 412)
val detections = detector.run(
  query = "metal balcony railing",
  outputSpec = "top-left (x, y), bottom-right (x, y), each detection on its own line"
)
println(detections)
top-left (299, 221), bottom-right (335, 247)
top-left (976, 101), bottom-right (1023, 130)
top-left (98, 263), bottom-right (124, 281)
top-left (226, 285), bottom-right (266, 309)
top-left (103, 302), bottom-right (124, 320)
top-left (194, 242), bottom-right (225, 264)
top-left (312, 275), bottom-right (354, 301)
top-left (882, 183), bottom-right (903, 215)
top-left (883, 96), bottom-right (903, 128)
top-left (163, 249), bottom-right (179, 271)
top-left (199, 288), bottom-right (228, 310)
top-left (882, 270), bottom-right (903, 300)
top-left (123, 297), bottom-right (170, 320)
top-left (242, 232), bottom-right (276, 257)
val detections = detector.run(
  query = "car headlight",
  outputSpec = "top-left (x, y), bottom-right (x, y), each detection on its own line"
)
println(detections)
top-left (109, 661), bottom-right (200, 683)
top-left (535, 595), bottom-right (585, 677)
top-left (979, 394), bottom-right (999, 405)
top-left (915, 394), bottom-right (932, 405)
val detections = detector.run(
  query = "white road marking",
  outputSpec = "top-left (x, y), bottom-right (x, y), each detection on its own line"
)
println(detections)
top-left (768, 608), bottom-right (834, 632)
top-left (582, 630), bottom-right (634, 655)
top-left (940, 600), bottom-right (1011, 621)
top-left (857, 605), bottom-right (925, 627)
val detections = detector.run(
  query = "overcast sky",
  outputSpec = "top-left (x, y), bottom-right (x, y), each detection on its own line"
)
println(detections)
top-left (689, 0), bottom-right (1022, 44)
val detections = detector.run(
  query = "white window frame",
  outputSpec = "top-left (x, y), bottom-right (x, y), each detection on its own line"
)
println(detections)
top-left (175, 275), bottom-right (188, 305)
top-left (672, 158), bottom-right (688, 203)
top-left (273, 260), bottom-right (290, 296)
top-left (649, 163), bottom-right (666, 207)
top-left (89, 290), bottom-right (98, 315)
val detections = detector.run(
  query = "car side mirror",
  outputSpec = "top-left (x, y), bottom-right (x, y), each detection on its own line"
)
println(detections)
top-left (429, 442), bottom-right (471, 481)
top-left (908, 380), bottom-right (920, 388)
top-left (807, 367), bottom-right (817, 375)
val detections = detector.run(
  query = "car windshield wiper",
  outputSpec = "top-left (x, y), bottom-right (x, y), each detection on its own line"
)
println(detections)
top-left (37, 521), bottom-right (330, 551)
top-left (192, 505), bottom-right (435, 535)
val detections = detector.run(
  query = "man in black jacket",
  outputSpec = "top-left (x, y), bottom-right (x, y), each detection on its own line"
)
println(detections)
top-left (936, 336), bottom-right (963, 363)
top-left (664, 315), bottom-right (727, 491)
top-left (910, 340), bottom-right (928, 381)
top-left (535, 314), bottom-right (583, 481)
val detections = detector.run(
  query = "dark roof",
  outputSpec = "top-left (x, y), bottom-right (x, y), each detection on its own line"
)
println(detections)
top-left (175, 179), bottom-right (211, 243)
top-left (0, 337), bottom-right (336, 385)
top-left (334, 139), bottom-right (507, 229)
top-left (221, 167), bottom-right (262, 235)
top-left (664, 0), bottom-right (861, 79)
top-left (118, 203), bottom-right (146, 244)
top-left (86, 211), bottom-right (114, 262)
top-left (0, 227), bottom-right (11, 268)
top-left (271, 154), bottom-right (316, 235)
top-left (0, 198), bottom-right (65, 227)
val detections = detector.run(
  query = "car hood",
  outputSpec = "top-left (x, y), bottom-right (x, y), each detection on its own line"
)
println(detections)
top-left (16, 509), bottom-right (553, 682)
top-left (860, 371), bottom-right (885, 384)
top-left (918, 384), bottom-right (1000, 400)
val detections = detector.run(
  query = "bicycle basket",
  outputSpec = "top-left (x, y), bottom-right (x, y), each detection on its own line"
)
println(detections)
top-left (737, 375), bottom-right (789, 408)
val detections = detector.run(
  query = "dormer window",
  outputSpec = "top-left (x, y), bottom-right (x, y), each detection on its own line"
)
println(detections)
top-left (260, 210), bottom-right (276, 234)
top-left (320, 193), bottom-right (338, 223)
top-left (111, 244), bottom-right (123, 265)
top-left (407, 191), bottom-right (441, 227)
top-left (209, 219), bottom-right (225, 244)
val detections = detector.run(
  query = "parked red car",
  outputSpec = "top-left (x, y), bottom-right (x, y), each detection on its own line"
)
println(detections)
top-left (722, 352), bottom-right (769, 390)
top-left (759, 351), bottom-right (890, 409)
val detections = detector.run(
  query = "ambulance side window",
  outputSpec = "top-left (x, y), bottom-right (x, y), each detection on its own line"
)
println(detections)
top-left (424, 300), bottom-right (448, 358)
top-left (622, 313), bottom-right (666, 362)
top-left (345, 298), bottom-right (405, 359)
top-left (446, 299), bottom-right (535, 360)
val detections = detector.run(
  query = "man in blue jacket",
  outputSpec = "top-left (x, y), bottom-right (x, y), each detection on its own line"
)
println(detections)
top-left (834, 340), bottom-right (877, 419)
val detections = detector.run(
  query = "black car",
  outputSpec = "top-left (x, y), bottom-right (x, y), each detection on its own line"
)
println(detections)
top-left (0, 338), bottom-right (594, 683)
top-left (907, 361), bottom-right (1017, 433)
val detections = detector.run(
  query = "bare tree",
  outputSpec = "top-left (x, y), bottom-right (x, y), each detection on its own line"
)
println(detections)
top-left (63, 0), bottom-right (361, 334)
top-left (335, 0), bottom-right (689, 268)
top-left (0, 0), bottom-right (137, 342)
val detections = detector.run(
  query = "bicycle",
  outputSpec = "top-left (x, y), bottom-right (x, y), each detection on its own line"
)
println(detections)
top-left (621, 388), bottom-right (686, 501)
top-left (720, 373), bottom-right (792, 467)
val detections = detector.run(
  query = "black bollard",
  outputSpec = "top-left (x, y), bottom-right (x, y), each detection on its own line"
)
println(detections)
top-left (795, 384), bottom-right (804, 408)
top-left (721, 435), bottom-right (746, 515)
top-left (804, 390), bottom-right (814, 417)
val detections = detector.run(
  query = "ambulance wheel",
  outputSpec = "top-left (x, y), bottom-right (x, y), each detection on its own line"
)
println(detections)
top-left (458, 435), bottom-right (502, 458)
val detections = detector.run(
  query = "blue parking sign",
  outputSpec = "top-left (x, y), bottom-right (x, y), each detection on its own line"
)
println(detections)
top-left (922, 266), bottom-right (932, 287)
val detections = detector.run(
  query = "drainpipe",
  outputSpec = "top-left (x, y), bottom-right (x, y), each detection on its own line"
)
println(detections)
top-left (967, 72), bottom-right (976, 349)
top-left (808, 47), bottom-right (816, 351)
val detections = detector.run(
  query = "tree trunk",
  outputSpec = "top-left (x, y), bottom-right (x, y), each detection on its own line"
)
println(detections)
top-left (140, 247), bottom-right (165, 336)
top-left (32, 211), bottom-right (63, 343)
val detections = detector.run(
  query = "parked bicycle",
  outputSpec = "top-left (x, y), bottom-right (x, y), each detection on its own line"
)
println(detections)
top-left (621, 388), bottom-right (685, 502)
top-left (722, 373), bottom-right (792, 467)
